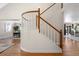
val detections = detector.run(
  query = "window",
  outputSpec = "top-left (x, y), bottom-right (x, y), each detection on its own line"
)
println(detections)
top-left (4, 22), bottom-right (12, 32)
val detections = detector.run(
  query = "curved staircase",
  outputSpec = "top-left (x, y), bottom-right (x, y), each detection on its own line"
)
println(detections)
top-left (21, 3), bottom-right (63, 54)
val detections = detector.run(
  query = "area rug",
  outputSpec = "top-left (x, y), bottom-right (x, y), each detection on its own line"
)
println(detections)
top-left (0, 44), bottom-right (12, 53)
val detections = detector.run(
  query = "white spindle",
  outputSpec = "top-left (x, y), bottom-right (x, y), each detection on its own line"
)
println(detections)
top-left (54, 30), bottom-right (56, 43)
top-left (48, 25), bottom-right (50, 39)
top-left (42, 21), bottom-right (45, 35)
top-left (50, 27), bottom-right (52, 40)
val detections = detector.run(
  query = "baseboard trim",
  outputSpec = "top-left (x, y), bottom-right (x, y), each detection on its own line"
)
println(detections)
top-left (20, 47), bottom-right (63, 56)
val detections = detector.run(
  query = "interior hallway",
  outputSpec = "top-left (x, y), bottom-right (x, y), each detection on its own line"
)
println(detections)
top-left (0, 38), bottom-right (79, 56)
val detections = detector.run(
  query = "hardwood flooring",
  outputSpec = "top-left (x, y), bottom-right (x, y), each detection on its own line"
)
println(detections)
top-left (0, 38), bottom-right (79, 56)
top-left (63, 39), bottom-right (79, 56)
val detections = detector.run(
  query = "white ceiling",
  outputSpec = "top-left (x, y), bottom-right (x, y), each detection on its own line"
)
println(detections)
top-left (0, 3), bottom-right (8, 9)
top-left (64, 3), bottom-right (79, 23)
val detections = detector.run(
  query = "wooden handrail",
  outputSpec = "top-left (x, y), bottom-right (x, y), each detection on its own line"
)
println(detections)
top-left (40, 17), bottom-right (60, 33)
top-left (21, 10), bottom-right (38, 21)
top-left (21, 10), bottom-right (38, 16)
top-left (40, 3), bottom-right (56, 15)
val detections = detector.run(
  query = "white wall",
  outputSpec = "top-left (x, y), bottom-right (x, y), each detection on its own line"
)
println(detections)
top-left (64, 3), bottom-right (79, 23)
top-left (0, 21), bottom-right (5, 34)
top-left (0, 3), bottom-right (52, 19)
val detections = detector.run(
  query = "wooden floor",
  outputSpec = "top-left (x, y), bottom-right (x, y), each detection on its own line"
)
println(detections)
top-left (63, 38), bottom-right (79, 56)
top-left (0, 38), bottom-right (79, 56)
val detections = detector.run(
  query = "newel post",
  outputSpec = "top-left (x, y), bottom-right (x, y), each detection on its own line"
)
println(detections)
top-left (36, 15), bottom-right (37, 29)
top-left (60, 30), bottom-right (63, 48)
top-left (37, 8), bottom-right (40, 32)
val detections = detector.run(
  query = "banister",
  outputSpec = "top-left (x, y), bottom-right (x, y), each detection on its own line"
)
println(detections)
top-left (40, 17), bottom-right (60, 33)
top-left (21, 10), bottom-right (38, 16)
top-left (40, 17), bottom-right (62, 48)
top-left (61, 3), bottom-right (63, 8)
top-left (21, 10), bottom-right (38, 21)
top-left (21, 8), bottom-right (60, 33)
top-left (40, 3), bottom-right (56, 15)
top-left (37, 8), bottom-right (40, 32)
top-left (21, 7), bottom-right (63, 48)
top-left (60, 30), bottom-right (63, 48)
